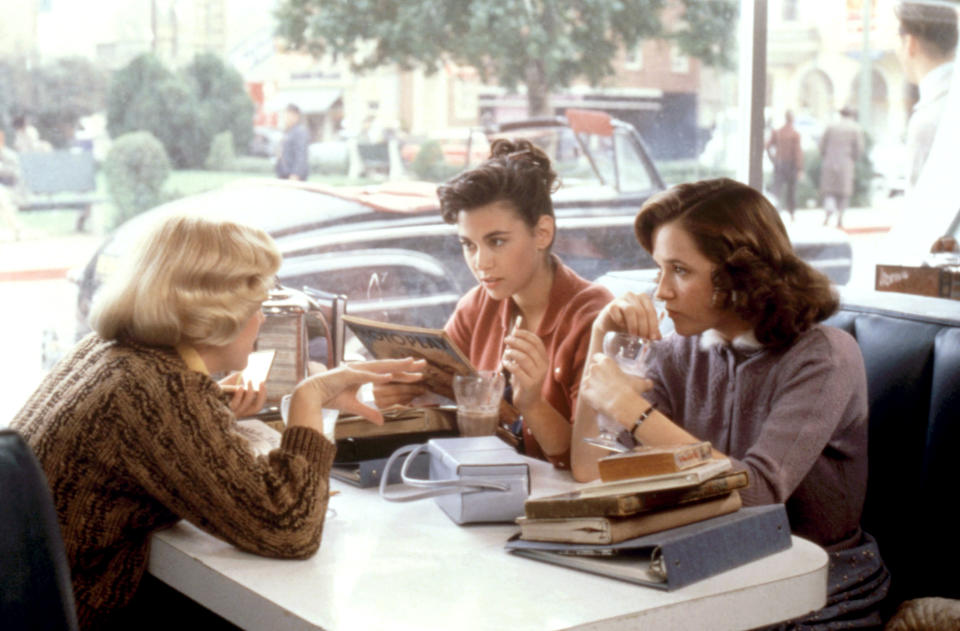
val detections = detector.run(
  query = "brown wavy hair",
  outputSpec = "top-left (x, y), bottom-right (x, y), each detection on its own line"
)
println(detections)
top-left (634, 178), bottom-right (838, 349)
top-left (437, 138), bottom-right (558, 239)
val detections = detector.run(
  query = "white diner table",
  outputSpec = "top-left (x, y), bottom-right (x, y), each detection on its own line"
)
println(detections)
top-left (149, 455), bottom-right (828, 631)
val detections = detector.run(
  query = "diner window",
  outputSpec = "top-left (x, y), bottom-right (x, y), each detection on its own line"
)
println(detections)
top-left (766, 0), bottom-right (959, 291)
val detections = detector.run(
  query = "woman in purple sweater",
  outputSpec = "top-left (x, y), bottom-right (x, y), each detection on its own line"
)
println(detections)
top-left (571, 178), bottom-right (888, 627)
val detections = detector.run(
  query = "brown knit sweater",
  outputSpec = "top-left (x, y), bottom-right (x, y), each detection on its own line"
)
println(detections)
top-left (10, 334), bottom-right (336, 629)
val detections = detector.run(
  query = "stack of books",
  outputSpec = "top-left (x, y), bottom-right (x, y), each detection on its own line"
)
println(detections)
top-left (516, 443), bottom-right (746, 545)
top-left (506, 443), bottom-right (794, 589)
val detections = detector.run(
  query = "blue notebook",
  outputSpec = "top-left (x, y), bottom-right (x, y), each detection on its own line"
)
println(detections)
top-left (505, 504), bottom-right (792, 590)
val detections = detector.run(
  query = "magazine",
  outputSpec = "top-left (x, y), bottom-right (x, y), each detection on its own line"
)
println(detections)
top-left (343, 315), bottom-right (475, 401)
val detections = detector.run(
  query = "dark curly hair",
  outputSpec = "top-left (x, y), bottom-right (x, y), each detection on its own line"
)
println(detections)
top-left (437, 138), bottom-right (558, 238)
top-left (634, 178), bottom-right (838, 349)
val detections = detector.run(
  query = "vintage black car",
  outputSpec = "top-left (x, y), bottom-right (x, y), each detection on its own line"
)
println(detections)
top-left (73, 110), bottom-right (852, 341)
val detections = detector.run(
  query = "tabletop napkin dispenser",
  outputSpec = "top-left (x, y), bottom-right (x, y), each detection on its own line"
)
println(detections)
top-left (379, 436), bottom-right (530, 524)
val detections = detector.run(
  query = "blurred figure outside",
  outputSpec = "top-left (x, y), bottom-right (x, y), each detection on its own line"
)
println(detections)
top-left (766, 110), bottom-right (804, 221)
top-left (895, 1), bottom-right (957, 191)
top-left (819, 107), bottom-right (864, 229)
top-left (0, 129), bottom-right (24, 241)
top-left (275, 103), bottom-right (309, 181)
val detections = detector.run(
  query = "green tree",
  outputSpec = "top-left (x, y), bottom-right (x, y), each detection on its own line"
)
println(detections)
top-left (0, 56), bottom-right (107, 147)
top-left (107, 54), bottom-right (203, 168)
top-left (107, 53), bottom-right (254, 168)
top-left (274, 0), bottom-right (737, 117)
top-left (181, 53), bottom-right (255, 157)
top-left (103, 131), bottom-right (171, 227)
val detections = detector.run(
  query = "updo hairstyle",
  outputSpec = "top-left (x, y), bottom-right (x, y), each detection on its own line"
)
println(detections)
top-left (437, 138), bottom-right (558, 235)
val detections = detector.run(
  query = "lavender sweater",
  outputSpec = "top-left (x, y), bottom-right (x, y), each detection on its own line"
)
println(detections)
top-left (645, 324), bottom-right (868, 551)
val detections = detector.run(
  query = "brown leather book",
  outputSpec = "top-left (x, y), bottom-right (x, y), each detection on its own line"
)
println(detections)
top-left (523, 470), bottom-right (749, 520)
top-left (334, 406), bottom-right (455, 440)
top-left (598, 442), bottom-right (713, 482)
top-left (516, 491), bottom-right (742, 545)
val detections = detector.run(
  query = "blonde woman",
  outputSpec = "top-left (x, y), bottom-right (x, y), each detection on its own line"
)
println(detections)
top-left (11, 215), bottom-right (423, 629)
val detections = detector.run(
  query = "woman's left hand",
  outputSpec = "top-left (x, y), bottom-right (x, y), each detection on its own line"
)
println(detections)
top-left (219, 374), bottom-right (269, 418)
top-left (502, 327), bottom-right (549, 413)
top-left (292, 358), bottom-right (427, 427)
top-left (580, 353), bottom-right (654, 428)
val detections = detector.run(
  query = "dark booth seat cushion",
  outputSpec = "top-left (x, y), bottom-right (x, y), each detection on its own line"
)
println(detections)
top-left (825, 290), bottom-right (960, 610)
top-left (0, 430), bottom-right (79, 631)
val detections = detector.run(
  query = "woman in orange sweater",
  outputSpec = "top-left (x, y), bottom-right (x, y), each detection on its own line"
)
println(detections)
top-left (376, 139), bottom-right (612, 468)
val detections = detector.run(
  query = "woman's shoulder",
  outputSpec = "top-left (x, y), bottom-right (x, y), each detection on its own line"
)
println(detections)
top-left (553, 263), bottom-right (613, 309)
top-left (797, 324), bottom-right (861, 356)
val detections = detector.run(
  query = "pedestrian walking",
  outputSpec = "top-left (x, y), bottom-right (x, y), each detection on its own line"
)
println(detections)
top-left (819, 107), bottom-right (864, 229)
top-left (766, 111), bottom-right (804, 221)
top-left (275, 104), bottom-right (309, 181)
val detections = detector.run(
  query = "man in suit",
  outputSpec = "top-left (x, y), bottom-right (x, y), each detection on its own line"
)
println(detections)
top-left (276, 104), bottom-right (309, 181)
top-left (819, 107), bottom-right (864, 229)
top-left (895, 2), bottom-right (957, 191)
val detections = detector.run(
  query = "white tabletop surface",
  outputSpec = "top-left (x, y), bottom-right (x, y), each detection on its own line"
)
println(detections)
top-left (149, 456), bottom-right (828, 631)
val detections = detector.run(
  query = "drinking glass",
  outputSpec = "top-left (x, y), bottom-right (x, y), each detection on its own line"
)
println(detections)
top-left (453, 370), bottom-right (505, 436)
top-left (589, 331), bottom-right (657, 449)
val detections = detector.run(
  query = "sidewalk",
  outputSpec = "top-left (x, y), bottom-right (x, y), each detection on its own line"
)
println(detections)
top-left (0, 232), bottom-right (102, 282)
top-left (786, 201), bottom-right (902, 236)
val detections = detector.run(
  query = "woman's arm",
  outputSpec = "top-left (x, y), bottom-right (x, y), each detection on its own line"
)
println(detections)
top-left (502, 327), bottom-right (570, 456)
top-left (119, 358), bottom-right (424, 558)
top-left (570, 292), bottom-right (721, 482)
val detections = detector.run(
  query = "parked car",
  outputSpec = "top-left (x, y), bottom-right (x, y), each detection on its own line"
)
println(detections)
top-left (69, 111), bottom-right (853, 355)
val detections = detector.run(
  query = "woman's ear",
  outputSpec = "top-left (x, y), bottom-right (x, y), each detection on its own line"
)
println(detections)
top-left (534, 215), bottom-right (555, 251)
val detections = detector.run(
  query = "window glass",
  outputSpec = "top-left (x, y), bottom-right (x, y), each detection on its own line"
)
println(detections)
top-left (766, 0), bottom-right (959, 291)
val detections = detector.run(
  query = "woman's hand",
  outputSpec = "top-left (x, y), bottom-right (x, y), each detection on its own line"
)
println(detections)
top-left (288, 358), bottom-right (426, 429)
top-left (502, 326), bottom-right (549, 414)
top-left (219, 374), bottom-right (268, 418)
top-left (373, 382), bottom-right (428, 408)
top-left (579, 353), bottom-right (653, 429)
top-left (594, 291), bottom-right (662, 341)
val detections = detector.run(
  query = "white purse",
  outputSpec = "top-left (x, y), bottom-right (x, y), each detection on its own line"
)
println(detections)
top-left (379, 436), bottom-right (530, 524)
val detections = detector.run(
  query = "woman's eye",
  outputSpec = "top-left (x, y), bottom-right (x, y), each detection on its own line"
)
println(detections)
top-left (490, 238), bottom-right (506, 247)
top-left (673, 265), bottom-right (687, 275)
top-left (460, 241), bottom-right (475, 251)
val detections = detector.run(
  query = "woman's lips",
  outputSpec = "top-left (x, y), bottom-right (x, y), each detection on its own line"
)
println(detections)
top-left (480, 277), bottom-right (502, 289)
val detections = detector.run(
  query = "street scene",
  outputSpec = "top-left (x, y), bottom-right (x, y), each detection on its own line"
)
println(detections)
top-left (3, 1), bottom-right (960, 629)
top-left (3, 0), bottom-right (944, 428)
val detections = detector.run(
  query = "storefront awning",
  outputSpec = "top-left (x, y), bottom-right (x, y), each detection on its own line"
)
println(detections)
top-left (265, 87), bottom-right (342, 114)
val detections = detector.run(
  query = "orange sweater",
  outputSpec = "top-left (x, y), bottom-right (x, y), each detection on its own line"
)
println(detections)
top-left (11, 334), bottom-right (335, 628)
top-left (445, 261), bottom-right (612, 468)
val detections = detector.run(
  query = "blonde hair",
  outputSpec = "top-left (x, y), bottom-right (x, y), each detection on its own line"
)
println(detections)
top-left (90, 214), bottom-right (281, 347)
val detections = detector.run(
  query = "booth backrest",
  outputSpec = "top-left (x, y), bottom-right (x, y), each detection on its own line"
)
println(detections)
top-left (0, 430), bottom-right (79, 630)
top-left (824, 289), bottom-right (960, 609)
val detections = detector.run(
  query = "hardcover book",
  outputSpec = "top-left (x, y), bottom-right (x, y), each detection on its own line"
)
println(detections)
top-left (334, 405), bottom-right (456, 440)
top-left (597, 442), bottom-right (713, 481)
top-left (523, 470), bottom-right (750, 520)
top-left (516, 491), bottom-right (742, 545)
top-left (506, 504), bottom-right (793, 591)
top-left (576, 458), bottom-right (733, 498)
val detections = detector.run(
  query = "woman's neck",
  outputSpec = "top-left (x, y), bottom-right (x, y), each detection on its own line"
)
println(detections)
top-left (512, 255), bottom-right (556, 331)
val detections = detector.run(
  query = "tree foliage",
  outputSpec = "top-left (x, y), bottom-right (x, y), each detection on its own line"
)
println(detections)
top-left (106, 53), bottom-right (254, 168)
top-left (103, 131), bottom-right (171, 227)
top-left (181, 53), bottom-right (255, 158)
top-left (274, 0), bottom-right (737, 116)
top-left (0, 56), bottom-right (107, 147)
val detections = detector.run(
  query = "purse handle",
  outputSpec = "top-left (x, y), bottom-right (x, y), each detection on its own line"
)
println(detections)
top-left (379, 443), bottom-right (512, 502)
